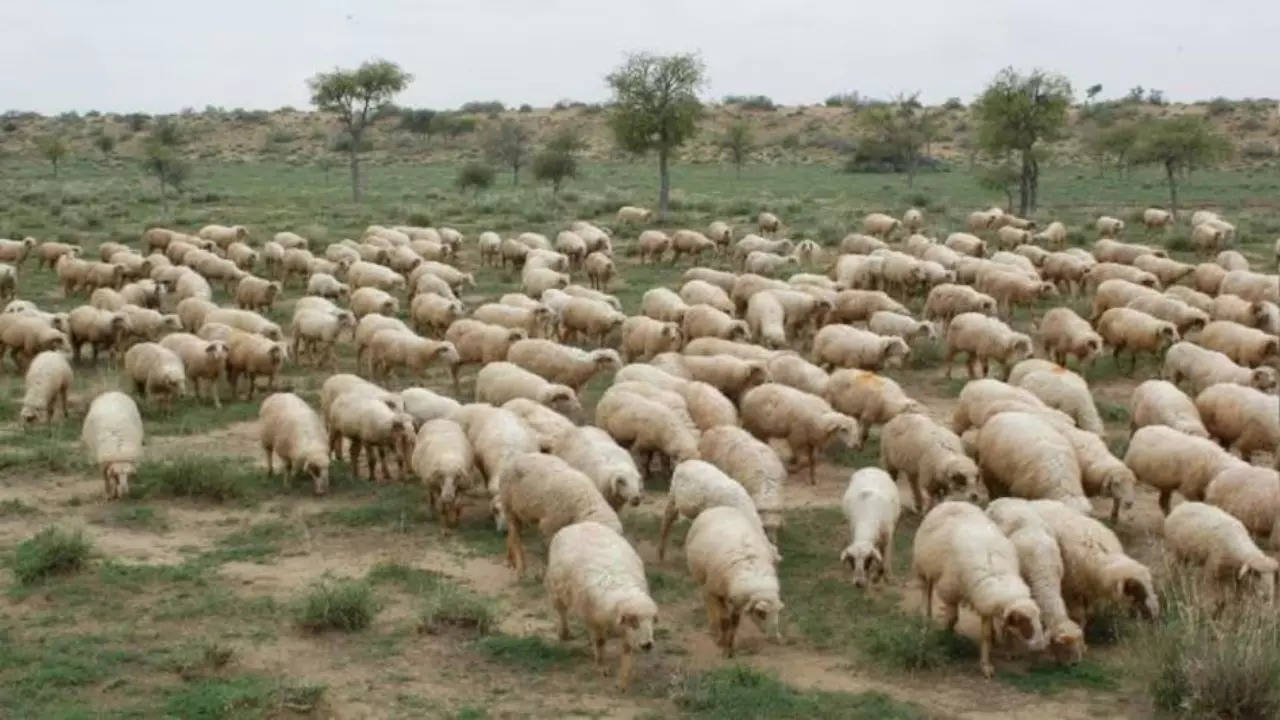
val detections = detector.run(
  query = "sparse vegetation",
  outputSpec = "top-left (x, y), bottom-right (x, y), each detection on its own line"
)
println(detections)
top-left (12, 526), bottom-right (91, 584)
top-left (308, 58), bottom-right (412, 201)
top-left (673, 666), bottom-right (923, 719)
top-left (456, 162), bottom-right (495, 195)
top-left (295, 578), bottom-right (380, 632)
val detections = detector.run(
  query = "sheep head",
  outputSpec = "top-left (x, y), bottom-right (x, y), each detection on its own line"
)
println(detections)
top-left (592, 349), bottom-right (622, 371)
top-left (822, 413), bottom-right (861, 451)
top-left (742, 595), bottom-right (784, 641)
top-left (615, 595), bottom-right (658, 653)
top-left (105, 461), bottom-right (135, 499)
top-left (1238, 560), bottom-right (1279, 603)
top-left (840, 541), bottom-right (883, 589)
top-left (1249, 367), bottom-right (1278, 393)
top-left (1002, 598), bottom-right (1045, 650)
top-left (305, 457), bottom-right (330, 495)
top-left (611, 471), bottom-right (643, 508)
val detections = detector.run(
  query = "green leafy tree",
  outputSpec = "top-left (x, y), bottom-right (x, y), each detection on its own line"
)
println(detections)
top-left (972, 68), bottom-right (1072, 215)
top-left (142, 143), bottom-right (189, 214)
top-left (308, 59), bottom-right (412, 201)
top-left (1085, 122), bottom-right (1140, 177)
top-left (93, 132), bottom-right (115, 157)
top-left (35, 135), bottom-right (68, 177)
top-left (977, 162), bottom-right (1021, 212)
top-left (856, 92), bottom-right (941, 187)
top-left (1085, 84), bottom-right (1103, 103)
top-left (399, 108), bottom-right (437, 144)
top-left (605, 52), bottom-right (706, 219)
top-left (456, 162), bottom-right (494, 195)
top-left (719, 120), bottom-right (754, 176)
top-left (484, 120), bottom-right (532, 185)
top-left (532, 127), bottom-right (584, 195)
top-left (1132, 116), bottom-right (1231, 218)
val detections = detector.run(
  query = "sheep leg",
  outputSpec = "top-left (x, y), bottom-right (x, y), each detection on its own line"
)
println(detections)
top-left (942, 600), bottom-right (959, 632)
top-left (722, 608), bottom-right (741, 658)
top-left (980, 616), bottom-right (996, 679)
top-left (507, 520), bottom-right (526, 575)
top-left (349, 440), bottom-right (364, 479)
top-left (657, 501), bottom-right (678, 562)
top-left (554, 599), bottom-right (571, 641)
top-left (618, 645), bottom-right (634, 692)
top-left (703, 592), bottom-right (722, 640)
top-left (263, 445), bottom-right (275, 476)
top-left (807, 447), bottom-right (817, 485)
top-left (906, 473), bottom-right (926, 515)
top-left (591, 630), bottom-right (608, 676)
top-left (881, 533), bottom-right (894, 580)
top-left (57, 387), bottom-right (68, 420)
top-left (1158, 490), bottom-right (1172, 515)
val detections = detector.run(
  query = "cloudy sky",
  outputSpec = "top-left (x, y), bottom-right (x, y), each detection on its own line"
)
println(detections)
top-left (2, 1), bottom-right (1274, 114)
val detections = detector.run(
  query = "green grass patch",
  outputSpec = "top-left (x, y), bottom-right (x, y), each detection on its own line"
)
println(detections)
top-left (998, 659), bottom-right (1118, 695)
top-left (313, 484), bottom-right (431, 530)
top-left (294, 578), bottom-right (379, 632)
top-left (673, 665), bottom-right (922, 719)
top-left (11, 526), bottom-right (92, 585)
top-left (140, 397), bottom-right (261, 436)
top-left (474, 634), bottom-right (577, 672)
top-left (163, 674), bottom-right (325, 719)
top-left (205, 520), bottom-right (294, 564)
top-left (93, 504), bottom-right (169, 532)
top-left (0, 425), bottom-right (83, 473)
top-left (132, 456), bottom-right (265, 503)
top-left (418, 583), bottom-right (496, 636)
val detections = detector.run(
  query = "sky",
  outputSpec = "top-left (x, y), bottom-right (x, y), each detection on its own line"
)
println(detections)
top-left (2, 1), bottom-right (1276, 114)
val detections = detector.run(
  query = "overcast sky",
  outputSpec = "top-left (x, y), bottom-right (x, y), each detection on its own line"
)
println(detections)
top-left (3, 1), bottom-right (1275, 114)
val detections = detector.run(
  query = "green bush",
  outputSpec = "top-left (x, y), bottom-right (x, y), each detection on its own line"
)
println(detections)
top-left (418, 584), bottom-right (495, 636)
top-left (456, 163), bottom-right (495, 194)
top-left (13, 527), bottom-right (91, 585)
top-left (132, 456), bottom-right (262, 502)
top-left (675, 665), bottom-right (922, 719)
top-left (295, 578), bottom-right (379, 632)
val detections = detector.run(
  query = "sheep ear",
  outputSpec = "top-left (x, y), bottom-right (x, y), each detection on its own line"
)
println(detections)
top-left (839, 547), bottom-right (855, 567)
top-left (1238, 564), bottom-right (1254, 581)
top-left (618, 612), bottom-right (639, 628)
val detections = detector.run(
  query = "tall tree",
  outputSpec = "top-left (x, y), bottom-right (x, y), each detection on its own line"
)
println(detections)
top-left (1132, 116), bottom-right (1230, 219)
top-left (35, 135), bottom-right (68, 177)
top-left (484, 120), bottom-right (532, 185)
top-left (719, 120), bottom-right (754, 176)
top-left (308, 59), bottom-right (412, 202)
top-left (972, 68), bottom-right (1072, 215)
top-left (606, 52), bottom-right (706, 219)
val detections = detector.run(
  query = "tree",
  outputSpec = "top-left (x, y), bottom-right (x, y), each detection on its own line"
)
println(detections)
top-left (719, 120), bottom-right (753, 176)
top-left (308, 59), bottom-right (412, 202)
top-left (1085, 84), bottom-right (1103, 103)
top-left (977, 163), bottom-right (1021, 212)
top-left (532, 127), bottom-right (584, 195)
top-left (1085, 122), bottom-right (1140, 177)
top-left (399, 108), bottom-right (437, 144)
top-left (35, 135), bottom-right (68, 177)
top-left (455, 162), bottom-right (494, 195)
top-left (605, 52), bottom-right (706, 219)
top-left (972, 68), bottom-right (1072, 215)
top-left (483, 120), bottom-right (532, 185)
top-left (142, 142), bottom-right (189, 215)
top-left (1132, 116), bottom-right (1230, 219)
top-left (855, 92), bottom-right (940, 187)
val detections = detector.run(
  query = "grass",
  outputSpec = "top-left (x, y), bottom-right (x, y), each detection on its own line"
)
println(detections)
top-left (998, 659), bottom-right (1118, 695)
top-left (0, 425), bottom-right (84, 473)
top-left (672, 665), bottom-right (922, 719)
top-left (205, 520), bottom-right (295, 564)
top-left (11, 526), bottom-right (92, 584)
top-left (131, 456), bottom-right (266, 502)
top-left (0, 498), bottom-right (40, 517)
top-left (366, 562), bottom-right (496, 636)
top-left (93, 503), bottom-right (169, 532)
top-left (163, 674), bottom-right (326, 718)
top-left (474, 634), bottom-right (577, 672)
top-left (294, 577), bottom-right (380, 632)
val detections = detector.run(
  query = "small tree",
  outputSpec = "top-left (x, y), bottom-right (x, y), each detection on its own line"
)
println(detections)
top-left (856, 92), bottom-right (940, 187)
top-left (35, 135), bottom-right (68, 177)
top-left (456, 162), bottom-right (494, 195)
top-left (483, 120), bottom-right (532, 186)
top-left (399, 108), bottom-right (437, 144)
top-left (719, 120), bottom-right (753, 176)
top-left (606, 52), bottom-right (706, 219)
top-left (532, 128), bottom-right (583, 196)
top-left (308, 59), bottom-right (412, 202)
top-left (93, 132), bottom-right (115, 157)
top-left (142, 141), bottom-right (189, 215)
top-left (1085, 84), bottom-right (1103, 103)
top-left (972, 67), bottom-right (1072, 215)
top-left (1132, 116), bottom-right (1230, 219)
top-left (1092, 122), bottom-right (1140, 177)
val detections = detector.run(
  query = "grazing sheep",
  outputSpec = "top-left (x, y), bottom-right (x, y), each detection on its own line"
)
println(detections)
top-left (410, 418), bottom-right (474, 526)
top-left (553, 426), bottom-right (643, 511)
top-left (473, 302), bottom-right (555, 339)
top-left (945, 232), bottom-right (988, 257)
top-left (757, 211), bottom-right (781, 235)
top-left (0, 314), bottom-right (70, 371)
top-left (653, 352), bottom-right (767, 401)
top-left (996, 226), bottom-right (1033, 251)
top-left (545, 521), bottom-right (657, 692)
top-left (326, 392), bottom-right (415, 482)
top-left (967, 210), bottom-right (1002, 234)
top-left (828, 289), bottom-right (908, 324)
top-left (521, 267), bottom-right (570, 298)
top-left (923, 284), bottom-right (996, 328)
top-left (1133, 255), bottom-right (1195, 288)
top-left (881, 413), bottom-right (982, 513)
top-left (1095, 216), bottom-right (1124, 238)
top-left (20, 350), bottom-right (72, 425)
top-left (812, 325), bottom-right (910, 372)
top-left (943, 312), bottom-right (1033, 380)
top-left (1196, 320), bottom-right (1280, 368)
top-left (683, 337), bottom-right (776, 362)
top-left (740, 383), bottom-right (860, 485)
top-left (1163, 342), bottom-right (1278, 395)
top-left (1054, 424), bottom-right (1137, 524)
top-left (399, 387), bottom-right (460, 429)
top-left (224, 330), bottom-right (285, 400)
top-left (707, 220), bottom-right (733, 250)
top-left (122, 342), bottom-right (186, 407)
top-left (584, 252), bottom-right (615, 290)
top-left (640, 288), bottom-right (690, 325)
top-left (560, 284), bottom-right (622, 309)
top-left (558, 297), bottom-right (626, 347)
top-left (697, 425), bottom-right (784, 539)
top-left (506, 339), bottom-right (620, 392)
top-left (619, 316), bottom-right (682, 362)
top-left (863, 212), bottom-right (902, 238)
top-left (233, 276), bottom-right (282, 313)
top-left (686, 506), bottom-right (783, 656)
top-left (867, 311), bottom-right (934, 344)
top-left (1096, 308), bottom-right (1179, 372)
top-left (1010, 363), bottom-right (1104, 434)
top-left (198, 224), bottom-right (250, 248)
top-left (636, 230), bottom-right (671, 264)
top-left (840, 233), bottom-right (889, 256)
top-left (1204, 465), bottom-right (1280, 545)
top-left (1190, 221), bottom-right (1232, 255)
top-left (913, 501), bottom-right (1044, 678)
top-left (595, 387), bottom-right (700, 479)
top-left (1165, 502), bottom-right (1277, 602)
top-left (1142, 208), bottom-right (1173, 231)
top-left (366, 329), bottom-right (460, 388)
top-left (1165, 285), bottom-right (1216, 314)
top-left (1125, 425), bottom-right (1246, 513)
top-left (445, 319), bottom-right (526, 366)
top-left (745, 291), bottom-right (787, 349)
top-left (683, 267), bottom-right (737, 292)
top-left (840, 468), bottom-right (901, 588)
top-left (951, 379), bottom-right (1073, 437)
top-left (976, 411), bottom-right (1091, 512)
top-left (1191, 262), bottom-right (1228, 295)
top-left (680, 280), bottom-right (735, 315)
top-left (1219, 270), bottom-right (1279, 304)
top-left (475, 362), bottom-right (582, 418)
top-left (290, 306), bottom-right (355, 367)
top-left (408, 293), bottom-right (464, 338)
top-left (1093, 238), bottom-right (1164, 265)
top-left (306, 273), bottom-right (349, 300)
top-left (66, 305), bottom-right (127, 363)
top-left (825, 368), bottom-right (922, 445)
top-left (1196, 383), bottom-right (1280, 467)
top-left (158, 333), bottom-right (228, 407)
top-left (617, 205), bottom-right (653, 224)
top-left (765, 352), bottom-right (829, 397)
top-left (1125, 295), bottom-right (1209, 336)
top-left (81, 391), bottom-right (142, 499)
top-left (902, 208), bottom-right (924, 232)
top-left (1131, 379), bottom-right (1209, 437)
top-left (1037, 307), bottom-right (1103, 369)
top-left (975, 269), bottom-right (1058, 317)
top-left (259, 392), bottom-right (330, 495)
top-left (671, 229), bottom-right (716, 264)
top-left (660, 459), bottom-right (776, 562)
top-left (202, 307), bottom-right (281, 340)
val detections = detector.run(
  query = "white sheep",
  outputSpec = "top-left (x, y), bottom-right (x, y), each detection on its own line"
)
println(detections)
top-left (502, 397), bottom-right (574, 450)
top-left (553, 425), bottom-right (643, 511)
top-left (765, 352), bottom-right (829, 397)
top-left (1197, 320), bottom-right (1280, 368)
top-left (1196, 383), bottom-right (1280, 467)
top-left (123, 342), bottom-right (187, 407)
top-left (158, 333), bottom-right (229, 407)
top-left (506, 339), bottom-right (620, 393)
top-left (400, 387), bottom-right (461, 428)
top-left (1130, 379), bottom-right (1208, 437)
top-left (740, 383), bottom-right (860, 485)
top-left (685, 505), bottom-right (783, 656)
top-left (1010, 363), bottom-right (1104, 434)
top-left (681, 304), bottom-right (749, 343)
top-left (943, 312), bottom-right (1033, 380)
top-left (1204, 465), bottom-right (1280, 546)
top-left (619, 316), bottom-right (682, 362)
top-left (411, 418), bottom-right (475, 526)
top-left (259, 392), bottom-right (330, 495)
top-left (812, 325), bottom-right (910, 372)
top-left (697, 426), bottom-right (785, 539)
top-left (825, 368), bottom-right (923, 445)
top-left (81, 391), bottom-right (142, 499)
top-left (325, 393), bottom-right (416, 482)
top-left (1096, 308), bottom-right (1179, 372)
top-left (1163, 341), bottom-right (1278, 395)
top-left (1165, 501), bottom-right (1278, 602)
top-left (1037, 307), bottom-right (1103, 369)
top-left (545, 521), bottom-right (658, 692)
top-left (880, 412), bottom-right (982, 512)
top-left (595, 386), bottom-right (700, 480)
top-left (20, 350), bottom-right (72, 425)
top-left (660, 459), bottom-right (776, 562)
top-left (840, 468), bottom-right (900, 588)
top-left (977, 411), bottom-right (1091, 513)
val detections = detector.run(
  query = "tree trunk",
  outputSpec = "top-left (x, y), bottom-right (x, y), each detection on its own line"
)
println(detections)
top-left (1018, 151), bottom-right (1032, 217)
top-left (1165, 161), bottom-right (1179, 220)
top-left (906, 152), bottom-right (917, 188)
top-left (348, 142), bottom-right (361, 203)
top-left (657, 148), bottom-right (670, 220)
top-left (1029, 157), bottom-right (1040, 213)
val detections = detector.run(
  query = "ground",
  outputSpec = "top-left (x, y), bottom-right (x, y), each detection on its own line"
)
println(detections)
top-left (0, 157), bottom-right (1277, 719)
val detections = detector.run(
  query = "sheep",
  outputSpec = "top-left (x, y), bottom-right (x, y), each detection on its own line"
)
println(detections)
top-left (1095, 308), bottom-right (1179, 372)
top-left (521, 267), bottom-right (570, 298)
top-left (832, 254), bottom-right (883, 291)
top-left (706, 220), bottom-right (733, 250)
top-left (225, 329), bottom-right (285, 400)
top-left (912, 501), bottom-right (1044, 678)
top-left (202, 307), bottom-right (280, 341)
top-left (0, 263), bottom-right (17, 302)
top-left (1163, 342), bottom-right (1278, 395)
top-left (1129, 379), bottom-right (1208, 438)
top-left (922, 284), bottom-right (996, 328)
top-left (170, 269), bottom-right (213, 304)
top-left (306, 272), bottom-right (349, 300)
top-left (866, 311), bottom-right (934, 344)
top-left (1219, 270), bottom-right (1279, 304)
top-left (825, 368), bottom-right (922, 445)
top-left (258, 392), bottom-right (330, 495)
top-left (1196, 320), bottom-right (1280, 368)
top-left (1196, 383), bottom-right (1280, 467)
top-left (1190, 221), bottom-right (1231, 255)
top-left (545, 521), bottom-right (657, 692)
top-left (475, 362), bottom-right (581, 419)
top-left (344, 260), bottom-right (405, 294)
top-left (20, 350), bottom-right (72, 425)
top-left (660, 459), bottom-right (775, 562)
top-left (1125, 295), bottom-right (1209, 336)
top-left (1040, 252), bottom-right (1092, 296)
top-left (696, 425), bottom-right (785, 539)
top-left (975, 269), bottom-right (1058, 317)
top-left (682, 267), bottom-right (736, 293)
top-left (66, 305), bottom-right (126, 363)
top-left (616, 205), bottom-right (653, 224)
top-left (320, 374), bottom-right (404, 420)
top-left (505, 339), bottom-right (620, 393)
top-left (558, 297), bottom-right (625, 347)
top-left (757, 211), bottom-right (782, 235)
top-left (740, 383), bottom-right (859, 485)
top-left (670, 229), bottom-right (716, 264)
top-left (840, 233), bottom-right (889, 255)
top-left (825, 290), bottom-right (905, 326)
top-left (1054, 424), bottom-right (1138, 524)
top-left (450, 405), bottom-right (539, 496)
top-left (233, 276), bottom-right (282, 313)
top-left (680, 280), bottom-right (735, 315)
top-left (1124, 424), bottom-right (1244, 513)
top-left (326, 392), bottom-right (416, 482)
top-left (560, 284), bottom-right (622, 310)
top-left (880, 413), bottom-right (982, 513)
top-left (289, 308), bottom-right (354, 368)
top-left (595, 386), bottom-right (700, 479)
top-left (1132, 255), bottom-right (1195, 287)
top-left (636, 230), bottom-right (671, 264)
top-left (1165, 502), bottom-right (1278, 602)
top-left (995, 226), bottom-right (1033, 251)
top-left (496, 453), bottom-right (621, 576)
top-left (652, 352), bottom-right (767, 401)
top-left (122, 342), bottom-right (186, 407)
top-left (976, 411), bottom-right (1091, 512)
top-left (1010, 363), bottom-right (1104, 434)
top-left (744, 291), bottom-right (788, 349)
top-left (1205, 465), bottom-right (1280, 545)
top-left (1085, 263), bottom-right (1159, 293)
top-left (1030, 500), bottom-right (1159, 629)
top-left (984, 499), bottom-right (1085, 664)
top-left (348, 286), bottom-right (399, 319)
top-left (409, 418), bottom-right (474, 526)
top-left (404, 293), bottom-right (461, 339)
top-left (198, 224), bottom-right (249, 248)
top-left (861, 212), bottom-right (901, 238)
top-left (1191, 262), bottom-right (1228, 294)
top-left (1210, 293), bottom-right (1268, 328)
top-left (619, 316), bottom-right (682, 362)
top-left (900, 207), bottom-right (925, 233)
top-left (353, 313), bottom-right (412, 368)
top-left (945, 232), bottom-right (988, 257)
top-left (0, 314), bottom-right (69, 371)
top-left (158, 333), bottom-right (229, 407)
top-left (734, 236), bottom-right (793, 268)
top-left (0, 237), bottom-right (36, 267)
top-left (445, 319), bottom-right (526, 366)
top-left (952, 379), bottom-right (1074, 437)
top-left (37, 241), bottom-right (82, 271)
top-left (967, 210), bottom-right (1003, 234)
top-left (553, 426), bottom-right (643, 511)
top-left (639, 288), bottom-right (688, 325)
top-left (409, 261), bottom-right (474, 293)
top-left (943, 312), bottom-right (1032, 380)
top-left (399, 387), bottom-right (461, 429)
top-left (583, 252), bottom-right (615, 291)
top-left (81, 391), bottom-right (142, 500)
top-left (472, 303), bottom-right (554, 340)
top-left (840, 468), bottom-right (900, 588)
top-left (366, 330), bottom-right (460, 389)
top-left (685, 505), bottom-right (783, 656)
top-left (683, 339), bottom-right (774, 363)
top-left (1093, 238), bottom-right (1164, 265)
top-left (1036, 308), bottom-right (1103, 369)
top-left (765, 352), bottom-right (829, 397)
top-left (475, 231), bottom-right (502, 266)
top-left (1142, 208), bottom-right (1173, 231)
top-left (1095, 216), bottom-right (1124, 238)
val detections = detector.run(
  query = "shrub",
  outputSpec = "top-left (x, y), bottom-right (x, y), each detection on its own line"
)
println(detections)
top-left (674, 665), bottom-right (921, 719)
top-left (418, 584), bottom-right (495, 636)
top-left (132, 457), bottom-right (262, 502)
top-left (723, 95), bottom-right (776, 111)
top-left (456, 162), bottom-right (495, 194)
top-left (13, 527), bottom-right (91, 584)
top-left (518, 104), bottom-right (532, 113)
top-left (474, 634), bottom-right (575, 671)
top-left (294, 578), bottom-right (379, 632)
top-left (943, 97), bottom-right (965, 111)
top-left (459, 100), bottom-right (504, 114)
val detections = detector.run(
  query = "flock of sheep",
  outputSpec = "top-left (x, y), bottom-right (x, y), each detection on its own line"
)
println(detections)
top-left (0, 201), bottom-right (1277, 689)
